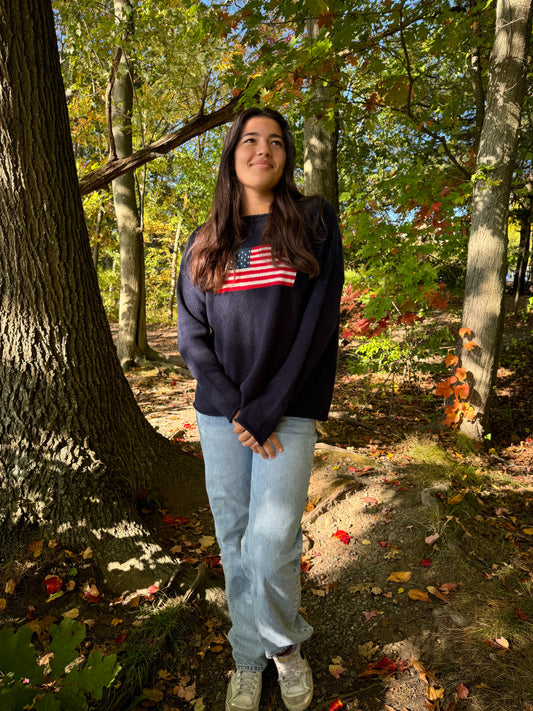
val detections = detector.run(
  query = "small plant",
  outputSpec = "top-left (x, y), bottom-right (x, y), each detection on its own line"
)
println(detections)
top-left (0, 617), bottom-right (120, 710)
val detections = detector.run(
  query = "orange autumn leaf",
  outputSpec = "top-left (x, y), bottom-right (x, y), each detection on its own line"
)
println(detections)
top-left (463, 340), bottom-right (477, 351)
top-left (329, 700), bottom-right (344, 711)
top-left (408, 589), bottom-right (430, 601)
top-left (435, 381), bottom-right (453, 398)
top-left (455, 367), bottom-right (467, 382)
top-left (427, 686), bottom-right (444, 700)
top-left (454, 383), bottom-right (469, 399)
top-left (448, 493), bottom-right (463, 505)
top-left (458, 327), bottom-right (471, 338)
top-left (387, 571), bottom-right (412, 583)
top-left (445, 353), bottom-right (458, 367)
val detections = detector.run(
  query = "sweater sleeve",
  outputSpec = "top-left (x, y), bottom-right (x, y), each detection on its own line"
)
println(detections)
top-left (235, 201), bottom-right (344, 445)
top-left (177, 241), bottom-right (242, 421)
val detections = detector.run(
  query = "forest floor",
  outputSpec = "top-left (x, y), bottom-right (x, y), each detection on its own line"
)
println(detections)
top-left (1, 299), bottom-right (533, 711)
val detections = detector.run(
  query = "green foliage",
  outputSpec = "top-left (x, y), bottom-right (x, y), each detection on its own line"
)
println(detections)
top-left (0, 619), bottom-right (120, 711)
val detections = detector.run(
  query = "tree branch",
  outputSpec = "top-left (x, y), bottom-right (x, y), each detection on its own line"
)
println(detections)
top-left (79, 92), bottom-right (243, 195)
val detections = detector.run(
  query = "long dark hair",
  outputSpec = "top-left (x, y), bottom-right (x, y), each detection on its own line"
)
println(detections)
top-left (188, 107), bottom-right (321, 293)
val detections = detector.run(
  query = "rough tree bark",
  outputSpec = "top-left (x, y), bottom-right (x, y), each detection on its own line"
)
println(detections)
top-left (0, 0), bottom-right (206, 592)
top-left (303, 19), bottom-right (339, 211)
top-left (458, 0), bottom-right (533, 439)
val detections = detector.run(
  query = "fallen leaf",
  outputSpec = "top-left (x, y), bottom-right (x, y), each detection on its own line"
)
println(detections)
top-left (5, 578), bottom-right (16, 594)
top-left (387, 571), bottom-right (412, 583)
top-left (363, 496), bottom-right (377, 505)
top-left (425, 533), bottom-right (440, 546)
top-left (200, 535), bottom-right (216, 548)
top-left (82, 547), bottom-right (93, 559)
top-left (523, 528), bottom-right (533, 535)
top-left (0, 598), bottom-right (6, 610)
top-left (349, 582), bottom-right (373, 594)
top-left (514, 606), bottom-right (528, 620)
top-left (61, 608), bottom-right (79, 619)
top-left (456, 683), bottom-right (469, 699)
top-left (28, 540), bottom-right (44, 557)
top-left (448, 493), bottom-right (463, 505)
top-left (358, 641), bottom-right (379, 658)
top-left (439, 582), bottom-right (458, 594)
top-left (408, 589), bottom-right (430, 601)
top-left (427, 586), bottom-right (449, 602)
top-left (362, 609), bottom-right (380, 620)
top-left (43, 575), bottom-right (62, 595)
top-left (311, 589), bottom-right (326, 597)
top-left (458, 327), bottom-right (471, 338)
top-left (329, 664), bottom-right (346, 679)
top-left (332, 529), bottom-right (351, 544)
top-left (419, 558), bottom-right (432, 567)
top-left (427, 686), bottom-right (444, 700)
top-left (329, 700), bottom-right (343, 711)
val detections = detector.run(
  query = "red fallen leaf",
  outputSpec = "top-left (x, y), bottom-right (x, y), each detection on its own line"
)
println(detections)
top-left (162, 515), bottom-right (190, 526)
top-left (333, 529), bottom-right (351, 545)
top-left (329, 700), bottom-right (344, 710)
top-left (300, 560), bottom-right (311, 572)
top-left (419, 558), bottom-right (432, 567)
top-left (205, 555), bottom-right (222, 568)
top-left (183, 422), bottom-right (195, 429)
top-left (362, 496), bottom-right (377, 505)
top-left (514, 606), bottom-right (528, 620)
top-left (147, 585), bottom-right (159, 595)
top-left (113, 633), bottom-right (127, 644)
top-left (362, 609), bottom-right (380, 621)
top-left (378, 541), bottom-right (389, 547)
top-left (360, 656), bottom-right (397, 676)
top-left (44, 576), bottom-right (62, 595)
top-left (456, 683), bottom-right (469, 699)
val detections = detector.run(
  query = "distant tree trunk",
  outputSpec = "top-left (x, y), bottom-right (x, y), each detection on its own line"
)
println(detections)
top-left (303, 19), bottom-right (339, 211)
top-left (91, 204), bottom-right (104, 270)
top-left (0, 0), bottom-right (205, 592)
top-left (111, 0), bottom-right (157, 368)
top-left (513, 175), bottom-right (532, 308)
top-left (458, 0), bottom-right (533, 440)
top-left (168, 212), bottom-right (184, 321)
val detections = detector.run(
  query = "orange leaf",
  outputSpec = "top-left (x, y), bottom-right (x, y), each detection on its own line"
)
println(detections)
top-left (427, 686), bottom-right (444, 700)
top-left (458, 327), bottom-right (471, 338)
top-left (454, 383), bottom-right (469, 399)
top-left (408, 589), bottom-right (430, 601)
top-left (435, 381), bottom-right (453, 398)
top-left (463, 340), bottom-right (477, 351)
top-left (387, 571), bottom-right (412, 583)
top-left (455, 367), bottom-right (467, 382)
top-left (329, 700), bottom-right (344, 711)
top-left (448, 493), bottom-right (463, 505)
top-left (445, 353), bottom-right (458, 367)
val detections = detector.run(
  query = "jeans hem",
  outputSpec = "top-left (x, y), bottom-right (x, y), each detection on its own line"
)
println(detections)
top-left (235, 664), bottom-right (266, 673)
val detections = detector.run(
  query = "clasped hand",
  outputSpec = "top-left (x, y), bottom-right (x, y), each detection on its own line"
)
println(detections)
top-left (232, 412), bottom-right (283, 460)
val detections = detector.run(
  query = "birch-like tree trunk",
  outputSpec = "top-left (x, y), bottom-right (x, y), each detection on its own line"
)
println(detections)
top-left (458, 0), bottom-right (533, 439)
top-left (303, 19), bottom-right (339, 211)
top-left (0, 0), bottom-right (205, 592)
top-left (112, 0), bottom-right (157, 367)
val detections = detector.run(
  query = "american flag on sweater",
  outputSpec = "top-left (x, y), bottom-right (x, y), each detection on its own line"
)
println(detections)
top-left (218, 244), bottom-right (297, 293)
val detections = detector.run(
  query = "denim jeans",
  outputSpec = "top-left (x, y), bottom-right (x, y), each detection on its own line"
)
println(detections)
top-left (196, 412), bottom-right (317, 672)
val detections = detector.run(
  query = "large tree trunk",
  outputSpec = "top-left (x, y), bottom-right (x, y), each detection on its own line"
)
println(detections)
top-left (303, 19), bottom-right (339, 211)
top-left (111, 0), bottom-right (156, 368)
top-left (0, 0), bottom-right (205, 592)
top-left (458, 0), bottom-right (533, 439)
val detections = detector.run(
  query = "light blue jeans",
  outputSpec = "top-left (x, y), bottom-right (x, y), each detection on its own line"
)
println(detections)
top-left (196, 412), bottom-right (317, 672)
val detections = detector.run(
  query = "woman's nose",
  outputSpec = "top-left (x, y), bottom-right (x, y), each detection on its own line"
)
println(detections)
top-left (256, 141), bottom-right (270, 155)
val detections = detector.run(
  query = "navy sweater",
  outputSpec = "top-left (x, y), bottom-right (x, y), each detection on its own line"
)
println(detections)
top-left (177, 197), bottom-right (344, 446)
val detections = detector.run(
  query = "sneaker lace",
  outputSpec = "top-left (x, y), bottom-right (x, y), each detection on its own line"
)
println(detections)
top-left (236, 671), bottom-right (260, 696)
top-left (278, 656), bottom-right (304, 687)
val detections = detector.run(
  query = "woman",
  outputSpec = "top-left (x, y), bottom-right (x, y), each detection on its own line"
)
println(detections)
top-left (177, 107), bottom-right (344, 711)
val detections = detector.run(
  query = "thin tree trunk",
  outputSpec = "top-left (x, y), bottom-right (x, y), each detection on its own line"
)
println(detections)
top-left (91, 204), bottom-right (104, 269)
top-left (513, 175), bottom-right (532, 309)
top-left (111, 0), bottom-right (157, 368)
top-left (168, 212), bottom-right (184, 321)
top-left (458, 0), bottom-right (533, 440)
top-left (303, 19), bottom-right (339, 211)
top-left (0, 0), bottom-right (205, 592)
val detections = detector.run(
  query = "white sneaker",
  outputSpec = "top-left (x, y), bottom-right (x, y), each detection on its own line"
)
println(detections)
top-left (225, 669), bottom-right (262, 711)
top-left (273, 645), bottom-right (314, 711)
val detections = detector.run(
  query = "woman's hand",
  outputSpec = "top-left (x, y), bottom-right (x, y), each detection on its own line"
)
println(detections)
top-left (232, 414), bottom-right (283, 460)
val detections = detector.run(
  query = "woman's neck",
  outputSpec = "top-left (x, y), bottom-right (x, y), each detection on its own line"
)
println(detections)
top-left (241, 191), bottom-right (273, 216)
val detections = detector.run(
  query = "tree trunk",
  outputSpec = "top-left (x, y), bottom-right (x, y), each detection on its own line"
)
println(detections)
top-left (513, 175), bottom-right (532, 308)
top-left (168, 212), bottom-right (184, 321)
top-left (0, 0), bottom-right (206, 592)
top-left (458, 0), bottom-right (533, 440)
top-left (303, 19), bottom-right (339, 211)
top-left (111, 0), bottom-right (157, 368)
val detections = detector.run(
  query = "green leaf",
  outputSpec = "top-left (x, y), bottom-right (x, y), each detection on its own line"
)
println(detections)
top-left (0, 682), bottom-right (38, 711)
top-left (49, 619), bottom-right (86, 680)
top-left (63, 651), bottom-right (120, 702)
top-left (33, 693), bottom-right (63, 710)
top-left (0, 625), bottom-right (44, 684)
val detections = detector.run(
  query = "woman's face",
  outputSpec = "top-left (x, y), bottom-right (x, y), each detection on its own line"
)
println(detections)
top-left (233, 116), bottom-right (287, 203)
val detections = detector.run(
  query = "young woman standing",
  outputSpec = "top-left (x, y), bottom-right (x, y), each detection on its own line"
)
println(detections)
top-left (177, 107), bottom-right (344, 711)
